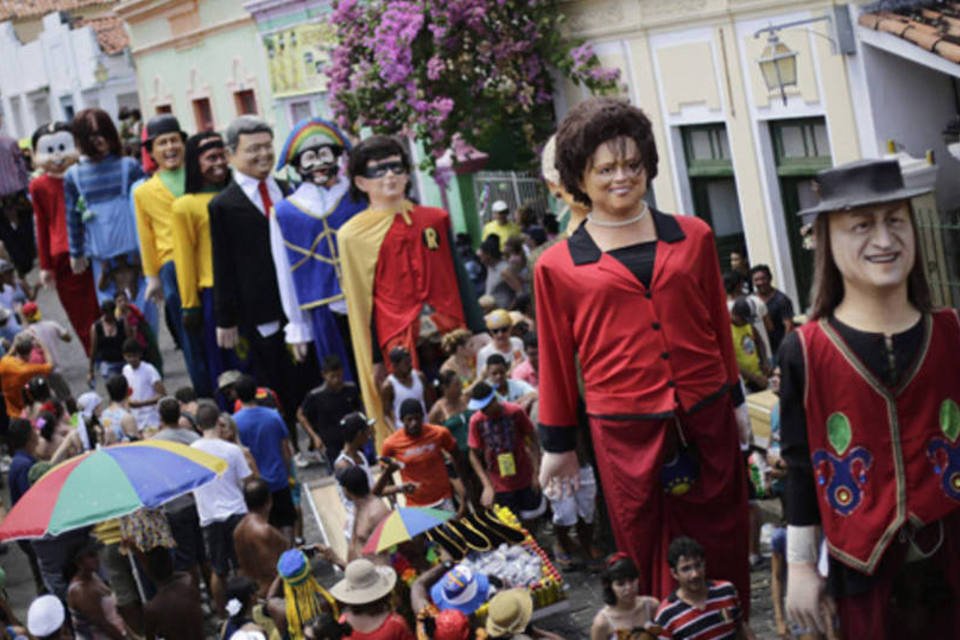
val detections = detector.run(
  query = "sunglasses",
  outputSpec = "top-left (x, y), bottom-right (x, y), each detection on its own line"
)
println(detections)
top-left (363, 161), bottom-right (408, 179)
top-left (490, 327), bottom-right (510, 335)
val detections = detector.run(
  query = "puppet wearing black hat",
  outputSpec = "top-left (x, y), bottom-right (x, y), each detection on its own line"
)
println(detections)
top-left (781, 159), bottom-right (960, 637)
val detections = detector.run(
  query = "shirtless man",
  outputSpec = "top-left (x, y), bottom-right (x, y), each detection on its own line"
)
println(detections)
top-left (142, 547), bottom-right (204, 640)
top-left (233, 477), bottom-right (290, 595)
top-left (338, 465), bottom-right (390, 562)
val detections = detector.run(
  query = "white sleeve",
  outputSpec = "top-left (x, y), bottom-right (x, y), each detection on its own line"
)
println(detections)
top-left (269, 210), bottom-right (314, 345)
top-left (786, 524), bottom-right (819, 564)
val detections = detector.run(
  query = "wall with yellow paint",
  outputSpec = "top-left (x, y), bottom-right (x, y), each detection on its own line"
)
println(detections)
top-left (557, 0), bottom-right (870, 305)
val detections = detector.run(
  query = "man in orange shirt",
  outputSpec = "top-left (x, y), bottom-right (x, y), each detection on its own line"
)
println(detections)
top-left (0, 333), bottom-right (53, 418)
top-left (380, 398), bottom-right (465, 513)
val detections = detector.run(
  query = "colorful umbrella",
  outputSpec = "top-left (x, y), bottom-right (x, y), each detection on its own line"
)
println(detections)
top-left (362, 506), bottom-right (454, 554)
top-left (0, 440), bottom-right (227, 541)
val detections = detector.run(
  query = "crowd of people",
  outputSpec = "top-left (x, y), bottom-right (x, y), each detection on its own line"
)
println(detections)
top-left (0, 82), bottom-right (954, 640)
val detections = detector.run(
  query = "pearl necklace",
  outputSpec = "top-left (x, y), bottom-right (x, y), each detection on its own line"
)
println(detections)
top-left (586, 202), bottom-right (649, 228)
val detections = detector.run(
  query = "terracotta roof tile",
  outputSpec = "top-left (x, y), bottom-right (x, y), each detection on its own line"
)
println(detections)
top-left (0, 0), bottom-right (114, 21)
top-left (860, 3), bottom-right (960, 65)
top-left (76, 12), bottom-right (128, 54)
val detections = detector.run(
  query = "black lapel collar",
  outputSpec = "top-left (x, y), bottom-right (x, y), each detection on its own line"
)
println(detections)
top-left (567, 207), bottom-right (686, 266)
top-left (653, 208), bottom-right (685, 243)
top-left (567, 220), bottom-right (600, 265)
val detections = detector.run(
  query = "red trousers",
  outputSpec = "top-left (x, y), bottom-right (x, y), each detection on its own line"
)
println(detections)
top-left (50, 253), bottom-right (99, 356)
top-left (836, 510), bottom-right (960, 639)
top-left (589, 396), bottom-right (750, 614)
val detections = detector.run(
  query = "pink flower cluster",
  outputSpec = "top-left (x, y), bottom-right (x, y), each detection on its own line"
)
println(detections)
top-left (327, 0), bottom-right (621, 172)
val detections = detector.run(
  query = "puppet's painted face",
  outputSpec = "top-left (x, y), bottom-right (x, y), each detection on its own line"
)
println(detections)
top-left (35, 130), bottom-right (78, 178)
top-left (293, 139), bottom-right (342, 185)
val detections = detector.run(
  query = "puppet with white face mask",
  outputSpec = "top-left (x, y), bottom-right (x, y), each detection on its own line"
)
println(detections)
top-left (270, 118), bottom-right (367, 379)
top-left (29, 122), bottom-right (99, 354)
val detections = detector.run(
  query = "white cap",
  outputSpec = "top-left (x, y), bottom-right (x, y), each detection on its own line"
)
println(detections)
top-left (77, 391), bottom-right (104, 420)
top-left (491, 200), bottom-right (509, 213)
top-left (27, 594), bottom-right (65, 636)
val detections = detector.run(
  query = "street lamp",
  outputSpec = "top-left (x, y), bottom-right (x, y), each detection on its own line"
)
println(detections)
top-left (758, 34), bottom-right (798, 106)
top-left (753, 6), bottom-right (856, 105)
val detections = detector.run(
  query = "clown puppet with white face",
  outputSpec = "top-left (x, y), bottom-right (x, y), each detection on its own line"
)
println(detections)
top-left (270, 118), bottom-right (367, 380)
top-left (29, 122), bottom-right (99, 354)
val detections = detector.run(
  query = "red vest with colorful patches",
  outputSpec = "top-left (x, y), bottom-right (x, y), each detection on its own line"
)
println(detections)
top-left (799, 310), bottom-right (960, 574)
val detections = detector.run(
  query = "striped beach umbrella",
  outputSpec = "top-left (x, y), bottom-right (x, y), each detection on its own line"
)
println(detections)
top-left (0, 440), bottom-right (226, 541)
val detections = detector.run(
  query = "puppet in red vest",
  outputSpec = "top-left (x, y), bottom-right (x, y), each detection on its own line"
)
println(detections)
top-left (29, 122), bottom-right (99, 354)
top-left (782, 159), bottom-right (960, 638)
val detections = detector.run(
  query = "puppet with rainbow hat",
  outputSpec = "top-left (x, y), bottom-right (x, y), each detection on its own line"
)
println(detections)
top-left (271, 117), bottom-right (366, 381)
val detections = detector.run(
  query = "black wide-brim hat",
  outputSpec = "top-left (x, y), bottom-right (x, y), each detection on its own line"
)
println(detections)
top-left (797, 158), bottom-right (931, 223)
top-left (144, 114), bottom-right (187, 148)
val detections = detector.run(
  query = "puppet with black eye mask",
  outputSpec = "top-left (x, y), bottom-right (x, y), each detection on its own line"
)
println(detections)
top-left (28, 122), bottom-right (99, 354)
top-left (270, 118), bottom-right (366, 380)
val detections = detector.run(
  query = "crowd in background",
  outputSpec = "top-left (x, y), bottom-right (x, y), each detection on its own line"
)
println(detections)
top-left (0, 96), bottom-right (809, 640)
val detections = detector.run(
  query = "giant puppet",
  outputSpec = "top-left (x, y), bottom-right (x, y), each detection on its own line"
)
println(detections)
top-left (172, 131), bottom-right (249, 398)
top-left (782, 159), bottom-right (960, 638)
top-left (339, 135), bottom-right (484, 442)
top-left (535, 98), bottom-right (751, 604)
top-left (64, 109), bottom-right (148, 309)
top-left (29, 122), bottom-right (100, 354)
top-left (271, 118), bottom-right (366, 380)
top-left (133, 115), bottom-right (209, 395)
top-left (209, 115), bottom-right (317, 426)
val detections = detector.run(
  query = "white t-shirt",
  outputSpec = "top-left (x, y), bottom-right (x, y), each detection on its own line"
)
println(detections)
top-left (27, 320), bottom-right (67, 370)
top-left (123, 362), bottom-right (161, 430)
top-left (476, 337), bottom-right (526, 377)
top-left (191, 437), bottom-right (251, 526)
top-left (494, 378), bottom-right (536, 403)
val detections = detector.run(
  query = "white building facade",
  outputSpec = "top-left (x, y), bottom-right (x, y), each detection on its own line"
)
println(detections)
top-left (0, 11), bottom-right (139, 139)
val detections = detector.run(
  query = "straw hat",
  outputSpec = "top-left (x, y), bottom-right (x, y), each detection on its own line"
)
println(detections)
top-left (217, 370), bottom-right (243, 391)
top-left (329, 559), bottom-right (397, 606)
top-left (485, 589), bottom-right (533, 636)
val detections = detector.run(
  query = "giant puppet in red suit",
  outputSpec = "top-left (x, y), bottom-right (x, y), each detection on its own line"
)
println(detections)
top-left (535, 98), bottom-right (751, 606)
top-left (781, 159), bottom-right (960, 639)
top-left (338, 135), bottom-right (484, 443)
top-left (29, 122), bottom-right (99, 354)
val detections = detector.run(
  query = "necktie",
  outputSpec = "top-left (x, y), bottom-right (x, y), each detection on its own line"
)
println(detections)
top-left (257, 180), bottom-right (273, 217)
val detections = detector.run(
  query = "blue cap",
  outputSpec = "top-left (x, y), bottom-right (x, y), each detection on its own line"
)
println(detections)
top-left (430, 565), bottom-right (490, 614)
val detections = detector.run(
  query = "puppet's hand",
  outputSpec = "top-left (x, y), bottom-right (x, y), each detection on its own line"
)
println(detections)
top-left (786, 562), bottom-right (833, 634)
top-left (539, 450), bottom-right (580, 499)
top-left (145, 276), bottom-right (163, 303)
top-left (217, 326), bottom-right (239, 349)
top-left (291, 342), bottom-right (309, 363)
top-left (70, 257), bottom-right (89, 274)
top-left (40, 270), bottom-right (55, 287)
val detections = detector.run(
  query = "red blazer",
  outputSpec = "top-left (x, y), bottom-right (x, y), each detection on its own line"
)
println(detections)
top-left (534, 210), bottom-right (739, 450)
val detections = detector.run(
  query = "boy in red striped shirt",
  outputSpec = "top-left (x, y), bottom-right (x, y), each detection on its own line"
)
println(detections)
top-left (652, 537), bottom-right (753, 639)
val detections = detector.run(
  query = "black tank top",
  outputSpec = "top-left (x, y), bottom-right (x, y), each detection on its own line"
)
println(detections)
top-left (95, 319), bottom-right (126, 363)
